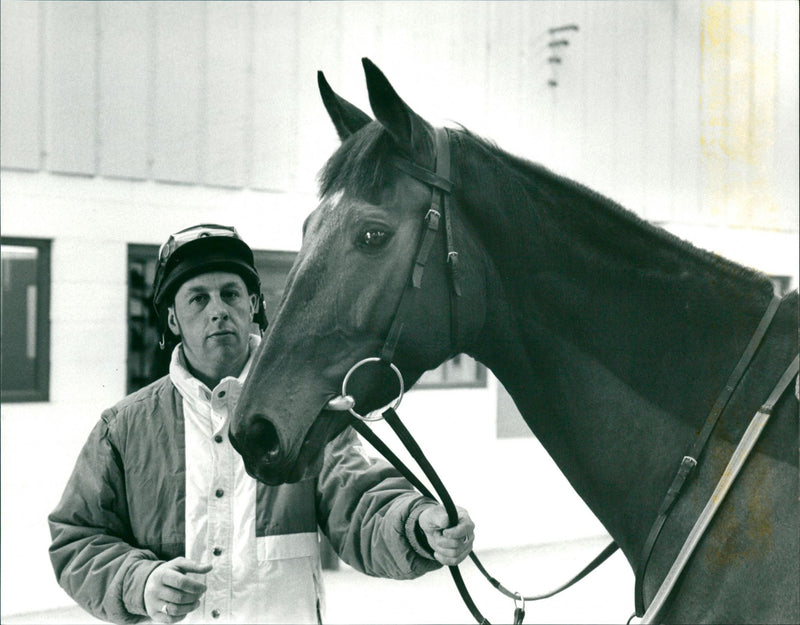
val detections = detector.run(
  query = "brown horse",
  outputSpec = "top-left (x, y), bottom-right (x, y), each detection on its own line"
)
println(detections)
top-left (230, 59), bottom-right (799, 623)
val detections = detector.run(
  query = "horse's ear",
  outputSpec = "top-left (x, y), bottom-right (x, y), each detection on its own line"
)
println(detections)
top-left (318, 71), bottom-right (372, 141)
top-left (362, 57), bottom-right (433, 160)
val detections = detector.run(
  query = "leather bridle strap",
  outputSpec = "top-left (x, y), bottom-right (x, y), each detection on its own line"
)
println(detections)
top-left (641, 353), bottom-right (799, 623)
top-left (369, 127), bottom-right (618, 624)
top-left (381, 128), bottom-right (459, 363)
top-left (634, 292), bottom-right (783, 616)
top-left (350, 408), bottom-right (619, 623)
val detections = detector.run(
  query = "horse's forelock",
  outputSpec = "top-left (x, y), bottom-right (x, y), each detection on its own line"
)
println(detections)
top-left (318, 124), bottom-right (397, 202)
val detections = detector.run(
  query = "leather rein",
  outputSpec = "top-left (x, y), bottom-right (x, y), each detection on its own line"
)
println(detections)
top-left (340, 127), bottom-right (618, 625)
top-left (335, 126), bottom-right (800, 624)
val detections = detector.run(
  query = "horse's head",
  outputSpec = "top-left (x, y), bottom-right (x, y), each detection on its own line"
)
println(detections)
top-left (230, 59), bottom-right (488, 484)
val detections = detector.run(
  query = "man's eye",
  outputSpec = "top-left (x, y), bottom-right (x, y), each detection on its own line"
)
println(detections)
top-left (360, 230), bottom-right (389, 249)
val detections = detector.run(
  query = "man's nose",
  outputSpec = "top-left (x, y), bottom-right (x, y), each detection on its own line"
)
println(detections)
top-left (209, 295), bottom-right (229, 321)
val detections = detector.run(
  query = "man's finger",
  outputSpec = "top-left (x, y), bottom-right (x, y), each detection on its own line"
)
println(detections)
top-left (162, 569), bottom-right (208, 595)
top-left (173, 558), bottom-right (213, 575)
top-left (420, 505), bottom-right (452, 531)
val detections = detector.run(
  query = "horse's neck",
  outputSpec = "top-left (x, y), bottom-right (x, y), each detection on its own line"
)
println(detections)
top-left (465, 165), bottom-right (775, 562)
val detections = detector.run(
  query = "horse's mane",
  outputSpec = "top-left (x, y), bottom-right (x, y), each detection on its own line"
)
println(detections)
top-left (318, 122), bottom-right (773, 296)
top-left (450, 128), bottom-right (773, 295)
top-left (318, 122), bottom-right (396, 202)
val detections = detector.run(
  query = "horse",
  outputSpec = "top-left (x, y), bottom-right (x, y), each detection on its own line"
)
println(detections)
top-left (229, 58), bottom-right (799, 623)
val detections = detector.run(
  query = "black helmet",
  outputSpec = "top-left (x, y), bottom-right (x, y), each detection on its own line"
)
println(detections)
top-left (152, 224), bottom-right (268, 343)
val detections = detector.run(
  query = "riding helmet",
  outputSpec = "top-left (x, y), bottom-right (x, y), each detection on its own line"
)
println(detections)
top-left (152, 224), bottom-right (268, 339)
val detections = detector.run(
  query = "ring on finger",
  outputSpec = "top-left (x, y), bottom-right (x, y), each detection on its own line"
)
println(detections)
top-left (160, 603), bottom-right (170, 616)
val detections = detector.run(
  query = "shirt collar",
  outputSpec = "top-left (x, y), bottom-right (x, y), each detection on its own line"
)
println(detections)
top-left (170, 333), bottom-right (261, 401)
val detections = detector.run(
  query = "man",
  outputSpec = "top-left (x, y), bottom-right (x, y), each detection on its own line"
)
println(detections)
top-left (49, 224), bottom-right (475, 624)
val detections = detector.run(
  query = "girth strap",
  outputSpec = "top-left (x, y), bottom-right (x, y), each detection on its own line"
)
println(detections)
top-left (634, 293), bottom-right (783, 616)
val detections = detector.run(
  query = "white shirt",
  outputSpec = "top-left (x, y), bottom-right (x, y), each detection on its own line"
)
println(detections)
top-left (170, 335), bottom-right (323, 624)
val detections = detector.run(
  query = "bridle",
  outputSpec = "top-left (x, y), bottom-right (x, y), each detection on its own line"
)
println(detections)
top-left (332, 126), bottom-right (800, 624)
top-left (337, 127), bottom-right (619, 624)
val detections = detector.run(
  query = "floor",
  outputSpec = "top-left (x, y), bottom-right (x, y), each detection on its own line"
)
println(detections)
top-left (3, 536), bottom-right (636, 624)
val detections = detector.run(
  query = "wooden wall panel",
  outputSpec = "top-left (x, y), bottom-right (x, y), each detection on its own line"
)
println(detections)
top-left (205, 2), bottom-right (249, 188)
top-left (578, 5), bottom-right (618, 200)
top-left (446, 2), bottom-right (490, 135)
top-left (337, 2), bottom-right (382, 106)
top-left (643, 1), bottom-right (676, 222)
top-left (612, 2), bottom-right (649, 213)
top-left (251, 3), bottom-right (299, 191)
top-left (152, 2), bottom-right (204, 184)
top-left (485, 3), bottom-right (527, 156)
top-left (773, 1), bottom-right (799, 230)
top-left (44, 2), bottom-right (96, 175)
top-left (545, 2), bottom-right (586, 178)
top-left (295, 2), bottom-right (342, 193)
top-left (97, 2), bottom-right (149, 180)
top-left (0, 1), bottom-right (795, 231)
top-left (670, 1), bottom-right (702, 222)
top-left (749, 2), bottom-right (779, 228)
top-left (0, 2), bottom-right (42, 171)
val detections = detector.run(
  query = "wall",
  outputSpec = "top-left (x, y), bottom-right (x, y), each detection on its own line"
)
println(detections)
top-left (1, 1), bottom-right (797, 618)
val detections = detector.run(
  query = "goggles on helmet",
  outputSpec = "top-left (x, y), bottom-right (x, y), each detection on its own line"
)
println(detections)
top-left (152, 224), bottom-right (268, 343)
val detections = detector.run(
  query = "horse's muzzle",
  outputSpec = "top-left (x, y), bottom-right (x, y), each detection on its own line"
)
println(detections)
top-left (228, 415), bottom-right (286, 484)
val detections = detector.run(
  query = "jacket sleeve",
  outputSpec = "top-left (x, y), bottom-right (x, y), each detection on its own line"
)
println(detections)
top-left (48, 413), bottom-right (161, 624)
top-left (315, 428), bottom-right (442, 579)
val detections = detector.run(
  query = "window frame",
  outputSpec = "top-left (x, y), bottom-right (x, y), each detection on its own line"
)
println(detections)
top-left (1, 236), bottom-right (51, 403)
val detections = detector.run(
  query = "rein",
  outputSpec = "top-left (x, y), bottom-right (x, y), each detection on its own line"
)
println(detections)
top-left (340, 127), bottom-right (618, 625)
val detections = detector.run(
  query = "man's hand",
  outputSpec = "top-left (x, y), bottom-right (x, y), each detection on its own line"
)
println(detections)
top-left (418, 504), bottom-right (475, 566)
top-left (144, 557), bottom-right (212, 623)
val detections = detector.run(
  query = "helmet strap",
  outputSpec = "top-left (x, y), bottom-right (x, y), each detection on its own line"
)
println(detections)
top-left (255, 294), bottom-right (269, 335)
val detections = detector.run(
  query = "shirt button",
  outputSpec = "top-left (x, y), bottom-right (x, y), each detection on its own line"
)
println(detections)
top-left (211, 609), bottom-right (220, 618)
top-left (213, 547), bottom-right (222, 556)
top-left (215, 489), bottom-right (224, 498)
top-left (214, 434), bottom-right (223, 443)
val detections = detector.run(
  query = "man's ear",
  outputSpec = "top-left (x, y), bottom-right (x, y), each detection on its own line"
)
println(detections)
top-left (167, 307), bottom-right (179, 336)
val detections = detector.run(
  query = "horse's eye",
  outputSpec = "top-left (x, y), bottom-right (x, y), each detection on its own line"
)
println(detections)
top-left (360, 229), bottom-right (389, 249)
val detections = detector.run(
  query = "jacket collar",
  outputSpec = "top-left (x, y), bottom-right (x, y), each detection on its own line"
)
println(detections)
top-left (169, 333), bottom-right (261, 403)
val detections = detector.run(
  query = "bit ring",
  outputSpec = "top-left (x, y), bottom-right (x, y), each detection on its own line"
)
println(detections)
top-left (341, 357), bottom-right (404, 422)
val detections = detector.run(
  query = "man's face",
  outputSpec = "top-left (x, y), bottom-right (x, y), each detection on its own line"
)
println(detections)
top-left (168, 271), bottom-right (256, 386)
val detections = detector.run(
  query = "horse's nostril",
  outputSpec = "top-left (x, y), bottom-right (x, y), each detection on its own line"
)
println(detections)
top-left (251, 416), bottom-right (281, 461)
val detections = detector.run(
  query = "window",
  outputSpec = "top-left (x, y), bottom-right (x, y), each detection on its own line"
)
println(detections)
top-left (770, 275), bottom-right (793, 295)
top-left (1, 238), bottom-right (51, 402)
top-left (416, 353), bottom-right (486, 388)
